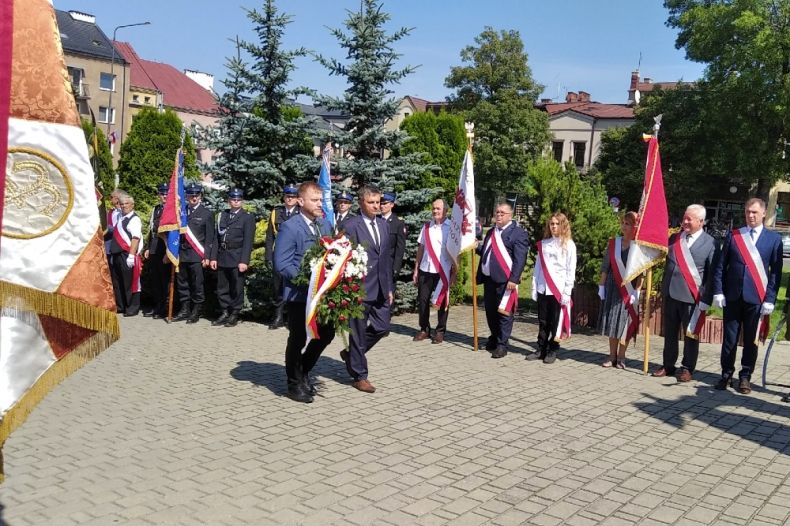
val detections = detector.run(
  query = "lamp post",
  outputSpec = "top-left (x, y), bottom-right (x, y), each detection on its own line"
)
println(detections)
top-left (106, 21), bottom-right (150, 142)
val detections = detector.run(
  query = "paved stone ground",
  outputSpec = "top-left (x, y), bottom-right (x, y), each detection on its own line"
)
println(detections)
top-left (2, 305), bottom-right (790, 526)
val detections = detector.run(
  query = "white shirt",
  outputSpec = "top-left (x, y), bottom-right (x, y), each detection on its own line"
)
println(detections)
top-left (363, 214), bottom-right (381, 247)
top-left (121, 212), bottom-right (143, 254)
top-left (683, 229), bottom-right (701, 248)
top-left (481, 221), bottom-right (512, 276)
top-left (417, 219), bottom-right (450, 273)
top-left (533, 237), bottom-right (576, 297)
top-left (748, 224), bottom-right (763, 242)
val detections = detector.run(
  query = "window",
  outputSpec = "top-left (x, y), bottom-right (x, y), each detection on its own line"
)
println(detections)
top-left (132, 94), bottom-right (139, 103)
top-left (99, 72), bottom-right (115, 91)
top-left (573, 142), bottom-right (586, 168)
top-left (552, 141), bottom-right (563, 163)
top-left (98, 106), bottom-right (115, 124)
top-left (144, 96), bottom-right (151, 104)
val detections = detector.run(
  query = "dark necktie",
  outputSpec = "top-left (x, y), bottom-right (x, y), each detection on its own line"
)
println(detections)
top-left (310, 221), bottom-right (320, 240)
top-left (370, 219), bottom-right (379, 247)
top-left (750, 228), bottom-right (756, 242)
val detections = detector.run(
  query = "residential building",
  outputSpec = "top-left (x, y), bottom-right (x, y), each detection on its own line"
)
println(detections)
top-left (385, 96), bottom-right (449, 131)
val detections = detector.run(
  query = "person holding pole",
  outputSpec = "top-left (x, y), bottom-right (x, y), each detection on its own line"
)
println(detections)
top-left (711, 197), bottom-right (783, 394)
top-left (143, 183), bottom-right (171, 319)
top-left (476, 201), bottom-right (529, 358)
top-left (597, 212), bottom-right (643, 368)
top-left (652, 204), bottom-right (716, 382)
top-left (528, 212), bottom-right (577, 364)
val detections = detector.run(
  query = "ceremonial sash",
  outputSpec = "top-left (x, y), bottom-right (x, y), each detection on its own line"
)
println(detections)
top-left (423, 223), bottom-right (451, 309)
top-left (608, 237), bottom-right (639, 344)
top-left (305, 237), bottom-right (352, 341)
top-left (112, 215), bottom-right (142, 293)
top-left (490, 228), bottom-right (517, 315)
top-left (732, 227), bottom-right (770, 343)
top-left (673, 234), bottom-right (707, 338)
top-left (184, 207), bottom-right (206, 258)
top-left (537, 239), bottom-right (571, 340)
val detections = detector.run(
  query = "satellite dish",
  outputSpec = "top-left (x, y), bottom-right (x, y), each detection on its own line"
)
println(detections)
top-left (634, 89), bottom-right (641, 104)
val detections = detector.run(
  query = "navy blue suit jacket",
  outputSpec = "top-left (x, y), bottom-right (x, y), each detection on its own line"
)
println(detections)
top-left (273, 215), bottom-right (332, 303)
top-left (476, 224), bottom-right (530, 285)
top-left (344, 214), bottom-right (393, 302)
top-left (712, 227), bottom-right (783, 305)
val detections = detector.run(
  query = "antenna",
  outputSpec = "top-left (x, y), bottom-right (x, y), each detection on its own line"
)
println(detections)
top-left (637, 51), bottom-right (642, 72)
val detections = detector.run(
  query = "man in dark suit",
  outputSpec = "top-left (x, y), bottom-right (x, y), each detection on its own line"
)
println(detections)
top-left (339, 185), bottom-right (393, 393)
top-left (172, 183), bottom-right (217, 324)
top-left (143, 183), bottom-right (170, 319)
top-left (210, 188), bottom-right (255, 327)
top-left (334, 190), bottom-right (355, 233)
top-left (274, 182), bottom-right (335, 403)
top-left (712, 197), bottom-right (783, 394)
top-left (380, 192), bottom-right (407, 287)
top-left (265, 184), bottom-right (300, 329)
top-left (653, 204), bottom-right (717, 382)
top-left (476, 201), bottom-right (529, 358)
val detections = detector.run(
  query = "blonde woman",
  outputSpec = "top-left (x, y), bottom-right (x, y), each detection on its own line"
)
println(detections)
top-left (529, 213), bottom-right (577, 364)
top-left (597, 212), bottom-right (643, 368)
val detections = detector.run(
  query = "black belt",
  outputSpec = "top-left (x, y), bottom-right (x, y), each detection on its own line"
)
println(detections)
top-left (221, 242), bottom-right (243, 250)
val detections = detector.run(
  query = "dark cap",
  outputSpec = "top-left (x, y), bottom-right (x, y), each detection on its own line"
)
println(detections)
top-left (336, 190), bottom-right (353, 202)
top-left (283, 184), bottom-right (298, 196)
top-left (157, 182), bottom-right (169, 194)
top-left (185, 182), bottom-right (203, 195)
top-left (381, 192), bottom-right (396, 203)
top-left (228, 188), bottom-right (244, 199)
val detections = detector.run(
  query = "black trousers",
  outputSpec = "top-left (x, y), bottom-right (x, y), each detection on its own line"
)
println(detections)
top-left (177, 261), bottom-right (205, 304)
top-left (417, 270), bottom-right (448, 334)
top-left (662, 297), bottom-right (699, 373)
top-left (537, 292), bottom-right (561, 353)
top-left (285, 302), bottom-right (336, 385)
top-left (148, 253), bottom-right (171, 315)
top-left (348, 292), bottom-right (391, 380)
top-left (217, 266), bottom-right (245, 313)
top-left (483, 279), bottom-right (515, 348)
top-left (272, 271), bottom-right (284, 309)
top-left (721, 298), bottom-right (762, 380)
top-left (110, 252), bottom-right (140, 315)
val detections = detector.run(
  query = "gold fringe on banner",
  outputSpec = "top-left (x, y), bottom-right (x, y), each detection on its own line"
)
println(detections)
top-left (0, 280), bottom-right (119, 338)
top-left (0, 331), bottom-right (116, 482)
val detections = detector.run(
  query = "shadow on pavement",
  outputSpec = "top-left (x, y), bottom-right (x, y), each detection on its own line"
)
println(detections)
top-left (229, 356), bottom-right (350, 397)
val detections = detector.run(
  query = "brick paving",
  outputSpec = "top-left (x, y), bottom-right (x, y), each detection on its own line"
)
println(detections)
top-left (1, 305), bottom-right (789, 525)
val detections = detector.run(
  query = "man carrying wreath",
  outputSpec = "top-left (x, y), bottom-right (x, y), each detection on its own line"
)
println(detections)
top-left (274, 182), bottom-right (336, 403)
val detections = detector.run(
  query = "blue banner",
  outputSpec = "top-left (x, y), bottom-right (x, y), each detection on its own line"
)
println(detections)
top-left (318, 143), bottom-right (334, 229)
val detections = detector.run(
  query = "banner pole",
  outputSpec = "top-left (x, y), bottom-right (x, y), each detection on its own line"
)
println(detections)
top-left (642, 268), bottom-right (653, 374)
top-left (167, 264), bottom-right (175, 323)
top-left (471, 250), bottom-right (478, 351)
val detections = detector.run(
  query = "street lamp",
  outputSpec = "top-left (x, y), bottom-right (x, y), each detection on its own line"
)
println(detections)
top-left (106, 21), bottom-right (151, 141)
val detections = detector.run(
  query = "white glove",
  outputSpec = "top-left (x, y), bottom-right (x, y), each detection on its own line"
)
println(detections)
top-left (698, 302), bottom-right (710, 312)
top-left (561, 294), bottom-right (571, 306)
top-left (598, 285), bottom-right (606, 301)
top-left (629, 290), bottom-right (640, 305)
top-left (126, 254), bottom-right (135, 269)
top-left (531, 288), bottom-right (538, 301)
top-left (712, 294), bottom-right (726, 308)
top-left (761, 302), bottom-right (775, 316)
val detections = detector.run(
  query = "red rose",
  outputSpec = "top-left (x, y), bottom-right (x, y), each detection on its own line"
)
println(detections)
top-left (351, 283), bottom-right (360, 292)
top-left (341, 299), bottom-right (349, 307)
top-left (346, 277), bottom-right (353, 283)
top-left (342, 284), bottom-right (350, 293)
top-left (357, 297), bottom-right (364, 304)
top-left (328, 301), bottom-right (336, 309)
top-left (338, 314), bottom-right (347, 322)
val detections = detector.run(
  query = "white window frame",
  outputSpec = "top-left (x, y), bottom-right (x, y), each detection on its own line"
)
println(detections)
top-left (98, 106), bottom-right (115, 124)
top-left (99, 72), bottom-right (115, 92)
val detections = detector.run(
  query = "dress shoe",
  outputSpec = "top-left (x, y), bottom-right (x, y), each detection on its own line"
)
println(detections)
top-left (490, 347), bottom-right (507, 359)
top-left (484, 337), bottom-right (497, 351)
top-left (543, 350), bottom-right (558, 364)
top-left (737, 378), bottom-right (752, 394)
top-left (287, 385), bottom-right (313, 403)
top-left (171, 303), bottom-right (191, 322)
top-left (186, 304), bottom-right (202, 324)
top-left (676, 368), bottom-right (693, 382)
top-left (715, 376), bottom-right (731, 390)
top-left (224, 312), bottom-right (239, 327)
top-left (123, 311), bottom-right (139, 317)
top-left (352, 379), bottom-right (376, 393)
top-left (413, 331), bottom-right (430, 342)
top-left (212, 312), bottom-right (230, 326)
top-left (431, 332), bottom-right (444, 344)
top-left (652, 366), bottom-right (669, 377)
top-left (268, 306), bottom-right (285, 330)
top-left (152, 312), bottom-right (164, 320)
top-left (143, 310), bottom-right (154, 318)
top-left (525, 352), bottom-right (543, 361)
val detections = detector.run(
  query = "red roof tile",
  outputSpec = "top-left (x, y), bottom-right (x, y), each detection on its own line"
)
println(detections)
top-left (542, 101), bottom-right (634, 120)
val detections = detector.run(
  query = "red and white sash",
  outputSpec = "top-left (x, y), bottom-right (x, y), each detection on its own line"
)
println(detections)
top-left (672, 234), bottom-right (707, 338)
top-left (112, 215), bottom-right (142, 293)
top-left (423, 222), bottom-right (451, 309)
top-left (305, 237), bottom-right (352, 341)
top-left (490, 228), bottom-right (517, 315)
top-left (608, 237), bottom-right (639, 344)
top-left (732, 227), bottom-right (770, 343)
top-left (184, 207), bottom-right (206, 258)
top-left (537, 239), bottom-right (571, 340)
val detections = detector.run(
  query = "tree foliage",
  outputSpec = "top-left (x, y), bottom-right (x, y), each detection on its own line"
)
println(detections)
top-left (81, 118), bottom-right (114, 199)
top-left (445, 27), bottom-right (550, 204)
top-left (520, 159), bottom-right (619, 285)
top-left (118, 108), bottom-right (199, 213)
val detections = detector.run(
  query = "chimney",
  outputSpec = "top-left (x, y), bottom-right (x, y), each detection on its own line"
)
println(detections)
top-left (69, 11), bottom-right (96, 24)
top-left (565, 91), bottom-right (578, 103)
top-left (644, 77), bottom-right (652, 84)
top-left (630, 70), bottom-right (639, 91)
top-left (578, 91), bottom-right (590, 102)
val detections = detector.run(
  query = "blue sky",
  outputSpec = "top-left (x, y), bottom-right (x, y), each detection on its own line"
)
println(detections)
top-left (58, 0), bottom-right (705, 104)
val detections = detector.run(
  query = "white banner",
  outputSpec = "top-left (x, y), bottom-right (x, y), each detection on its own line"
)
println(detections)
top-left (445, 149), bottom-right (477, 265)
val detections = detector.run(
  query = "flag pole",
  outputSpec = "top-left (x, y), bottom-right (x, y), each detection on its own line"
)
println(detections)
top-left (642, 116), bottom-right (662, 374)
top-left (465, 122), bottom-right (479, 352)
top-left (166, 127), bottom-right (187, 323)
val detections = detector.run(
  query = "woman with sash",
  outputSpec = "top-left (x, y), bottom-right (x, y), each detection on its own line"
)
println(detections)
top-left (597, 212), bottom-right (643, 368)
top-left (529, 213), bottom-right (577, 364)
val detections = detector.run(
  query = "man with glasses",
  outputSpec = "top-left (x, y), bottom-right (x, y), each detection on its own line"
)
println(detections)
top-left (265, 184), bottom-right (300, 329)
top-left (143, 183), bottom-right (171, 319)
top-left (210, 188), bottom-right (255, 327)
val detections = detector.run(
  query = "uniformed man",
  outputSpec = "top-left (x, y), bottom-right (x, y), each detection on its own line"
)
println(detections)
top-left (380, 192), bottom-right (407, 286)
top-left (264, 184), bottom-right (300, 329)
top-left (334, 189), bottom-right (355, 232)
top-left (143, 183), bottom-right (171, 319)
top-left (172, 183), bottom-right (216, 324)
top-left (210, 188), bottom-right (255, 327)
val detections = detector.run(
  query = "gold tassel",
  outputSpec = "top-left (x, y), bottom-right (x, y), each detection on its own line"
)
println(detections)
top-left (0, 280), bottom-right (119, 338)
top-left (0, 331), bottom-right (116, 483)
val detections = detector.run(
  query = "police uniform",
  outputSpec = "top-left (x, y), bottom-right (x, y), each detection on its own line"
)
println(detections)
top-left (381, 192), bottom-right (407, 285)
top-left (334, 189), bottom-right (355, 233)
top-left (213, 189), bottom-right (256, 327)
top-left (144, 183), bottom-right (171, 319)
top-left (173, 183), bottom-right (217, 323)
top-left (264, 184), bottom-right (300, 328)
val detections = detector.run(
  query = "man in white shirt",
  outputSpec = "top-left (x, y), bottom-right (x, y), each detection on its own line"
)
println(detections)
top-left (108, 194), bottom-right (142, 316)
top-left (412, 199), bottom-right (454, 344)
